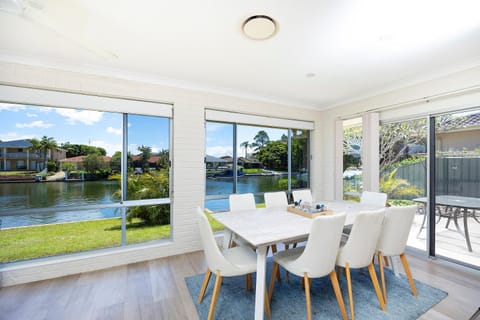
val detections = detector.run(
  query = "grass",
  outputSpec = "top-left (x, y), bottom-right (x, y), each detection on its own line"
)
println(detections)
top-left (242, 168), bottom-right (267, 174)
top-left (0, 171), bottom-right (37, 176)
top-left (0, 218), bottom-right (170, 263)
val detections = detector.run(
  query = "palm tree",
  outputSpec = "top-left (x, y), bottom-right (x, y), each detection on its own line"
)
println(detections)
top-left (240, 141), bottom-right (250, 159)
top-left (138, 145), bottom-right (152, 170)
top-left (253, 130), bottom-right (270, 151)
top-left (29, 136), bottom-right (56, 171)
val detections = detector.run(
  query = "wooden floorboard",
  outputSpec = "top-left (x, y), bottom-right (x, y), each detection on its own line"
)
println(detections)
top-left (0, 250), bottom-right (479, 320)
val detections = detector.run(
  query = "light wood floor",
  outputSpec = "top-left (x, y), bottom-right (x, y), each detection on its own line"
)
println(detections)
top-left (0, 250), bottom-right (479, 320)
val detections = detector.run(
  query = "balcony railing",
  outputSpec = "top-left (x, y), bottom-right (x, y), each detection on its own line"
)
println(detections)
top-left (0, 153), bottom-right (45, 159)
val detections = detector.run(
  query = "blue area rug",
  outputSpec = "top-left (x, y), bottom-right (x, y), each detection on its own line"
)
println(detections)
top-left (185, 260), bottom-right (447, 319)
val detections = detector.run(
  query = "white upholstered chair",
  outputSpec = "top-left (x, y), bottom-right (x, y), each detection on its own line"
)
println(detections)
top-left (360, 191), bottom-right (388, 207)
top-left (336, 208), bottom-right (386, 320)
top-left (264, 191), bottom-right (288, 209)
top-left (376, 205), bottom-right (418, 302)
top-left (195, 207), bottom-right (270, 319)
top-left (292, 189), bottom-right (313, 204)
top-left (269, 213), bottom-right (348, 320)
top-left (226, 193), bottom-right (256, 248)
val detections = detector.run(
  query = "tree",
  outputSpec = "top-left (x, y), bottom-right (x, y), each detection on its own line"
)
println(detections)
top-left (255, 140), bottom-right (288, 171)
top-left (60, 142), bottom-right (106, 157)
top-left (252, 130), bottom-right (270, 150)
top-left (240, 141), bottom-right (250, 158)
top-left (156, 149), bottom-right (169, 169)
top-left (379, 119), bottom-right (426, 170)
top-left (83, 153), bottom-right (104, 174)
top-left (30, 136), bottom-right (57, 171)
top-left (137, 145), bottom-right (152, 171)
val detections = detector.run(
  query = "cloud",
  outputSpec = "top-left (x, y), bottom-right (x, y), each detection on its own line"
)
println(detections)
top-left (16, 121), bottom-right (54, 129)
top-left (0, 132), bottom-right (34, 141)
top-left (55, 108), bottom-right (103, 125)
top-left (26, 113), bottom-right (38, 118)
top-left (206, 146), bottom-right (232, 158)
top-left (106, 126), bottom-right (122, 135)
top-left (89, 140), bottom-right (121, 157)
top-left (0, 103), bottom-right (25, 112)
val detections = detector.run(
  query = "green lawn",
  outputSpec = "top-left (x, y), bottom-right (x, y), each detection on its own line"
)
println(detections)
top-left (0, 218), bottom-right (170, 263)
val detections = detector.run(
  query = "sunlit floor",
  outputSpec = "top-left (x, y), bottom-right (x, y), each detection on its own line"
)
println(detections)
top-left (407, 211), bottom-right (480, 267)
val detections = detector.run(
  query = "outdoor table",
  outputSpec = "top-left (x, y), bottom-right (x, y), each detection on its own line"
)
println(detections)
top-left (210, 200), bottom-right (382, 320)
top-left (413, 195), bottom-right (480, 252)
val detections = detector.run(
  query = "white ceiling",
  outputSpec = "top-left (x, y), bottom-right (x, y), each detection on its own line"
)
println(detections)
top-left (1, 0), bottom-right (480, 110)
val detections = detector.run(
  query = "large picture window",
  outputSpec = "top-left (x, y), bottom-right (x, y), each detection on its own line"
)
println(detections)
top-left (0, 98), bottom-right (171, 263)
top-left (205, 110), bottom-right (312, 211)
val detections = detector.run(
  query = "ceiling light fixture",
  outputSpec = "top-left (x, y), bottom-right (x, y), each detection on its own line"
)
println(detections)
top-left (242, 15), bottom-right (277, 40)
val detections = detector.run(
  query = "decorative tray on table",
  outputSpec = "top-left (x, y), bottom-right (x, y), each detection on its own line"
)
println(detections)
top-left (287, 204), bottom-right (333, 218)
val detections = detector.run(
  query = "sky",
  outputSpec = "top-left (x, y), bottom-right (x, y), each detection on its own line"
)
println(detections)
top-left (206, 122), bottom-right (288, 158)
top-left (0, 103), bottom-right (169, 156)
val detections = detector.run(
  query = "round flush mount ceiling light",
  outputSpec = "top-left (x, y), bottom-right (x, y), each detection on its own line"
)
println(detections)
top-left (242, 15), bottom-right (277, 40)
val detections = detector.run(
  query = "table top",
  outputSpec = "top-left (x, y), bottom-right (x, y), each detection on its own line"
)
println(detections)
top-left (413, 195), bottom-right (480, 210)
top-left (211, 200), bottom-right (383, 248)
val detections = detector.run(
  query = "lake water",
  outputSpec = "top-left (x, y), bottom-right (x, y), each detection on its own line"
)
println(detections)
top-left (0, 174), bottom-right (306, 228)
top-left (0, 180), bottom-right (119, 228)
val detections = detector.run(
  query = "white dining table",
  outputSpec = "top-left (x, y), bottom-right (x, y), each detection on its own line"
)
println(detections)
top-left (210, 200), bottom-right (382, 320)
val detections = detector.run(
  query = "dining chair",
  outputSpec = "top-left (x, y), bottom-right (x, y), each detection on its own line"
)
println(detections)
top-left (269, 213), bottom-right (348, 320)
top-left (336, 208), bottom-right (386, 320)
top-left (360, 191), bottom-right (388, 207)
top-left (264, 191), bottom-right (289, 208)
top-left (226, 193), bottom-right (256, 248)
top-left (376, 205), bottom-right (418, 303)
top-left (343, 191), bottom-right (387, 237)
top-left (195, 207), bottom-right (271, 319)
top-left (292, 189), bottom-right (313, 204)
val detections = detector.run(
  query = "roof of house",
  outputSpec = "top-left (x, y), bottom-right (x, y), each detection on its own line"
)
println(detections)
top-left (205, 155), bottom-right (227, 163)
top-left (438, 112), bottom-right (480, 131)
top-left (59, 155), bottom-right (111, 162)
top-left (0, 139), bottom-right (32, 148)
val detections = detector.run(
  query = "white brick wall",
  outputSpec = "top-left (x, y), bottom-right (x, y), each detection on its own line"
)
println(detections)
top-left (0, 62), bottom-right (320, 286)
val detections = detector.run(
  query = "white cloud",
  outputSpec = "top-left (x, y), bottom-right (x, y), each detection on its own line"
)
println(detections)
top-left (55, 108), bottom-right (103, 125)
top-left (0, 132), bottom-right (34, 141)
top-left (206, 146), bottom-right (232, 158)
top-left (16, 120), bottom-right (54, 129)
top-left (0, 103), bottom-right (25, 111)
top-left (89, 140), bottom-right (121, 157)
top-left (106, 126), bottom-right (122, 135)
top-left (26, 113), bottom-right (38, 118)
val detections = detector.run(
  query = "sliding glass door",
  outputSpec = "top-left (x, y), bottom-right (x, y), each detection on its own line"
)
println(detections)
top-left (433, 109), bottom-right (480, 267)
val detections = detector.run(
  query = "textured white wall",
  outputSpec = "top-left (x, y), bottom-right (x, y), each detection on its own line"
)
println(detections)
top-left (0, 61), bottom-right (320, 286)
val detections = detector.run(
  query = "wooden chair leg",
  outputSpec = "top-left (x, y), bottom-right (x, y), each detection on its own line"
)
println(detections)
top-left (367, 263), bottom-right (386, 311)
top-left (207, 271), bottom-right (222, 320)
top-left (271, 244), bottom-right (277, 254)
top-left (198, 269), bottom-right (212, 303)
top-left (264, 284), bottom-right (271, 318)
top-left (345, 263), bottom-right (355, 320)
top-left (268, 262), bottom-right (279, 301)
top-left (384, 256), bottom-right (390, 267)
top-left (304, 273), bottom-right (312, 320)
top-left (400, 253), bottom-right (418, 296)
top-left (246, 273), bottom-right (252, 291)
top-left (329, 270), bottom-right (348, 320)
top-left (378, 252), bottom-right (387, 304)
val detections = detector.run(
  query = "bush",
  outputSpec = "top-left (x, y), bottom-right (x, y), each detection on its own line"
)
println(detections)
top-left (380, 169), bottom-right (422, 200)
top-left (47, 160), bottom-right (58, 172)
top-left (111, 170), bottom-right (170, 225)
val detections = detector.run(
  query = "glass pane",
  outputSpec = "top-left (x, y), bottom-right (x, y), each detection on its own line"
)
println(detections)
top-left (126, 204), bottom-right (171, 244)
top-left (0, 102), bottom-right (123, 262)
top-left (379, 118), bottom-right (427, 252)
top-left (291, 129), bottom-right (310, 189)
top-left (205, 122), bottom-right (234, 211)
top-left (343, 118), bottom-right (363, 200)
top-left (434, 109), bottom-right (480, 267)
top-left (237, 125), bottom-right (289, 197)
top-left (0, 209), bottom-right (122, 263)
top-left (126, 114), bottom-right (170, 241)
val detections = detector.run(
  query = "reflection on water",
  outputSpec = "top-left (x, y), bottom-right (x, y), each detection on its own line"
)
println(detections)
top-left (0, 181), bottom-right (119, 228)
top-left (205, 174), bottom-right (307, 211)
